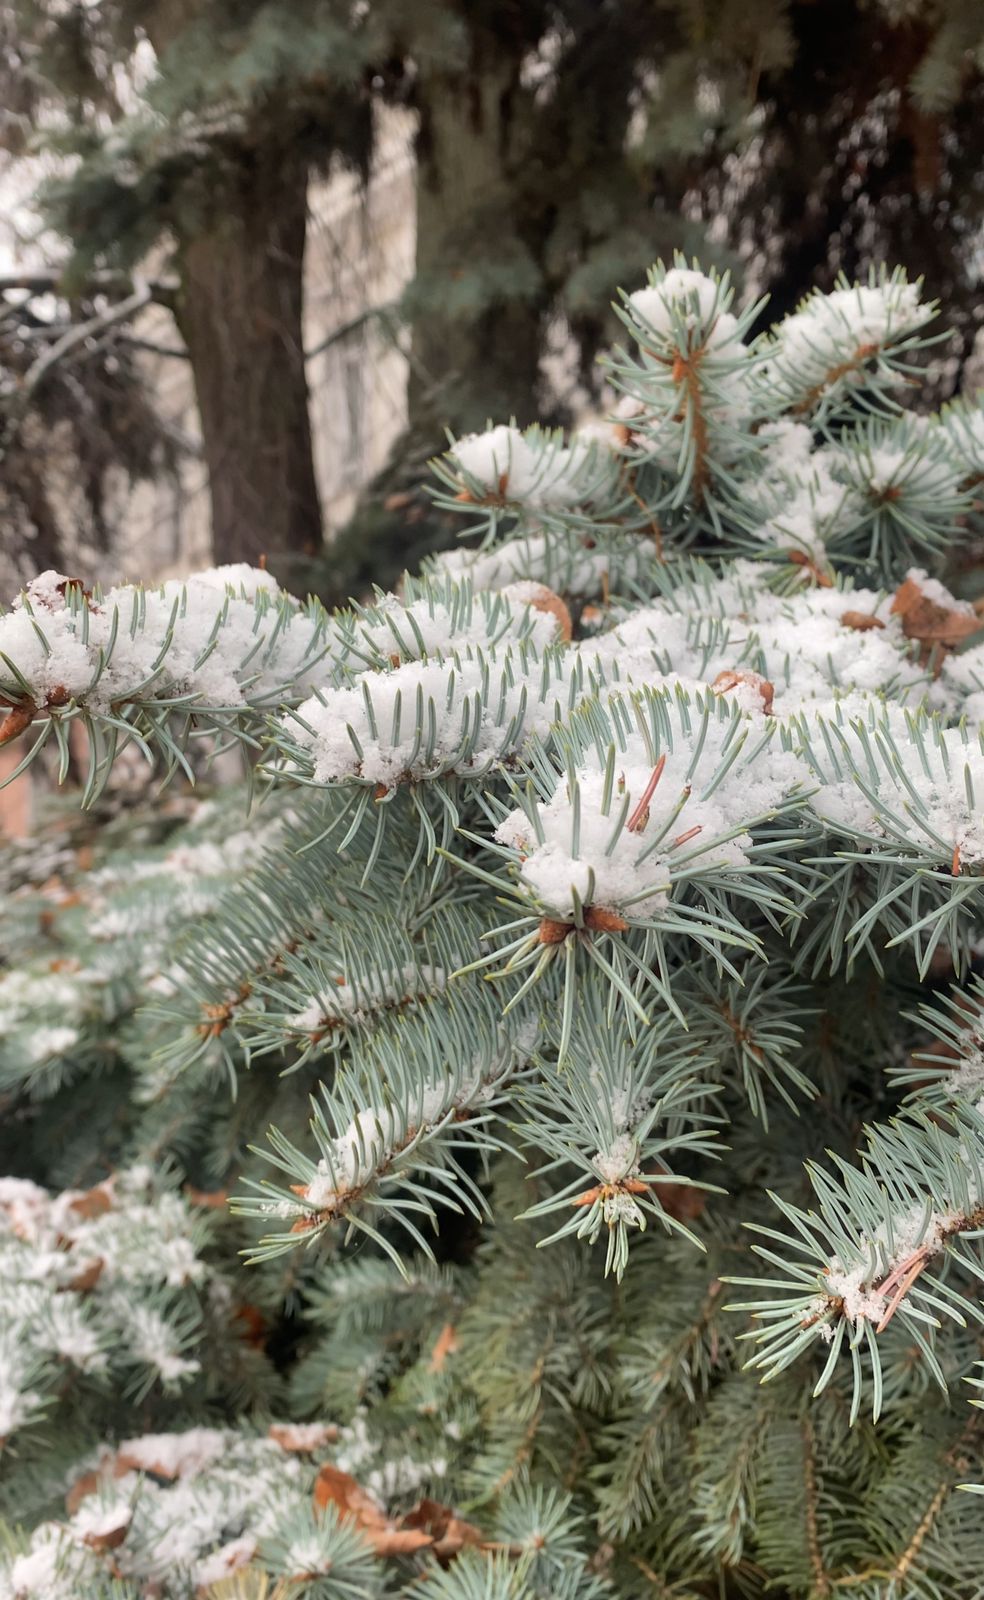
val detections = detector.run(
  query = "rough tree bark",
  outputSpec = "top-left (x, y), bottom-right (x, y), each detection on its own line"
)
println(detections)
top-left (139, 0), bottom-right (324, 575)
top-left (173, 151), bottom-right (322, 573)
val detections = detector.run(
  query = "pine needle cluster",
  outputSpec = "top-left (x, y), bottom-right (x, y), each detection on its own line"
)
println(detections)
top-left (3, 260), bottom-right (984, 1598)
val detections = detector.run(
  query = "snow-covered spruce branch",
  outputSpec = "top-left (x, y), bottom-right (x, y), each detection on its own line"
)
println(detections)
top-left (0, 566), bottom-right (333, 798)
top-left (7, 255), bottom-right (984, 1599)
top-left (0, 563), bottom-right (580, 805)
top-left (610, 263), bottom-right (765, 515)
top-left (450, 684), bottom-right (812, 1031)
top-left (514, 998), bottom-right (722, 1279)
top-left (727, 414), bottom-right (975, 581)
top-left (577, 562), bottom-right (960, 709)
top-left (728, 1099), bottom-right (984, 1422)
top-left (273, 640), bottom-right (580, 802)
top-left (348, 572), bottom-right (572, 662)
top-left (789, 697), bottom-right (984, 973)
top-left (754, 267), bottom-right (939, 422)
top-left (278, 566), bottom-right (984, 838)
top-left (1, 1428), bottom-right (377, 1596)
top-left (430, 423), bottom-right (625, 520)
top-left (437, 264), bottom-right (942, 564)
top-left (2, 524), bottom-right (977, 834)
top-left (234, 999), bottom-right (536, 1269)
top-left (818, 415), bottom-right (973, 572)
top-left (236, 900), bottom-right (490, 1074)
top-left (0, 1168), bottom-right (234, 1449)
top-left (430, 262), bottom-right (958, 593)
top-left (0, 1460), bottom-right (599, 1600)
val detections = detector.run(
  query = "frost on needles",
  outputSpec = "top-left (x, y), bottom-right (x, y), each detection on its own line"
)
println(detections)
top-left (4, 260), bottom-right (984, 1598)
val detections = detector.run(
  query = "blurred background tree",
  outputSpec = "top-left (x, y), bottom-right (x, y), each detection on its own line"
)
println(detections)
top-left (1, 0), bottom-right (983, 593)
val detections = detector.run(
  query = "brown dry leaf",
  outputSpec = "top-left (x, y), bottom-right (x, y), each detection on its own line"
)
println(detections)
top-left (787, 550), bottom-right (833, 587)
top-left (651, 1177), bottom-right (706, 1223)
top-left (268, 1422), bottom-right (338, 1453)
top-left (66, 1258), bottom-right (104, 1293)
top-left (519, 584), bottom-right (573, 642)
top-left (185, 1187), bottom-right (229, 1209)
top-left (404, 1498), bottom-right (484, 1563)
top-left (583, 906), bottom-right (629, 935)
top-left (841, 610), bottom-right (885, 633)
top-left (428, 1322), bottom-right (459, 1373)
top-left (314, 1463), bottom-right (386, 1525)
top-left (712, 669), bottom-right (775, 714)
top-left (366, 1527), bottom-right (436, 1556)
top-left (313, 1464), bottom-right (434, 1556)
top-left (891, 576), bottom-right (980, 651)
top-left (68, 1183), bottom-right (114, 1221)
top-left (66, 1469), bottom-right (103, 1515)
top-left (82, 1516), bottom-right (130, 1552)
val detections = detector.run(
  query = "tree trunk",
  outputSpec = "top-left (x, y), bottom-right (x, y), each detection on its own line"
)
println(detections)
top-left (173, 153), bottom-right (322, 576)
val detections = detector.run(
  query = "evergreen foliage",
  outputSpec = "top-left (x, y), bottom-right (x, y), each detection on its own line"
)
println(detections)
top-left (10, 2), bottom-right (984, 586)
top-left (5, 261), bottom-right (984, 1597)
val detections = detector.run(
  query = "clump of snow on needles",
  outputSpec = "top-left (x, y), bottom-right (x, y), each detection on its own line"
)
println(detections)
top-left (0, 567), bottom-right (327, 712)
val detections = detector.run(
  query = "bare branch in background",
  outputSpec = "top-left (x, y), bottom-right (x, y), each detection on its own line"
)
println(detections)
top-left (4, 280), bottom-right (152, 444)
top-left (304, 304), bottom-right (392, 362)
top-left (115, 335), bottom-right (190, 361)
top-left (0, 270), bottom-right (180, 308)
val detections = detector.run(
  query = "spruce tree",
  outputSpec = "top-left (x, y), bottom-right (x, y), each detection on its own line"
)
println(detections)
top-left (5, 261), bottom-right (984, 1597)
